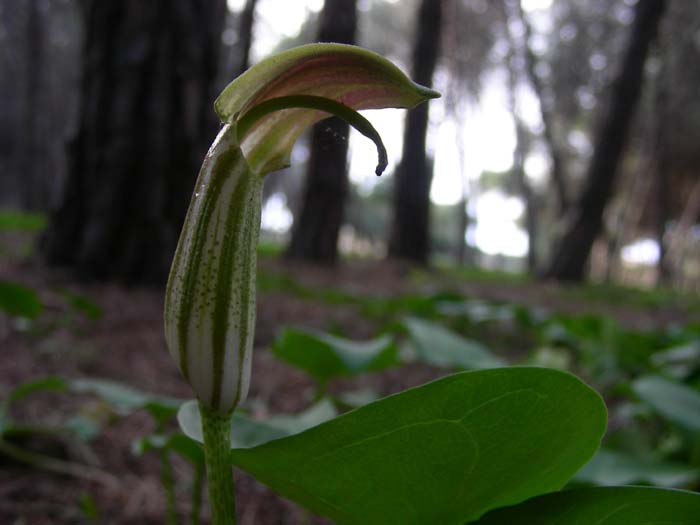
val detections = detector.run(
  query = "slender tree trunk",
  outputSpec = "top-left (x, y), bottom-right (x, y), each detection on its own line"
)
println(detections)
top-left (286, 0), bottom-right (357, 262)
top-left (501, 0), bottom-right (538, 273)
top-left (42, 0), bottom-right (226, 284)
top-left (219, 0), bottom-right (258, 88)
top-left (512, 0), bottom-right (568, 215)
top-left (653, 53), bottom-right (672, 286)
top-left (388, 0), bottom-right (443, 264)
top-left (236, 0), bottom-right (258, 75)
top-left (545, 0), bottom-right (666, 282)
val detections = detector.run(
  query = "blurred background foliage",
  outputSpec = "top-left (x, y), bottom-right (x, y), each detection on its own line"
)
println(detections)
top-left (1, 0), bottom-right (698, 289)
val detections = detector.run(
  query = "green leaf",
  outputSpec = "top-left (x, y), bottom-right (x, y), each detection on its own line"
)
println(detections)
top-left (651, 342), bottom-right (700, 379)
top-left (178, 399), bottom-right (337, 449)
top-left (0, 376), bottom-right (68, 434)
top-left (272, 328), bottom-right (397, 383)
top-left (134, 433), bottom-right (204, 465)
top-left (470, 487), bottom-right (700, 524)
top-left (573, 448), bottom-right (699, 488)
top-left (0, 280), bottom-right (43, 319)
top-left (402, 317), bottom-right (505, 370)
top-left (632, 375), bottom-right (700, 433)
top-left (215, 43), bottom-right (438, 174)
top-left (0, 209), bottom-right (47, 232)
top-left (58, 290), bottom-right (103, 320)
top-left (333, 388), bottom-right (380, 409)
top-left (69, 378), bottom-right (181, 423)
top-left (229, 368), bottom-right (606, 525)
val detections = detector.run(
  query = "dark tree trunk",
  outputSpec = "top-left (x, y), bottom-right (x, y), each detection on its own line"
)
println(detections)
top-left (236, 0), bottom-right (258, 75)
top-left (388, 0), bottom-right (443, 264)
top-left (545, 0), bottom-right (666, 282)
top-left (654, 55), bottom-right (672, 287)
top-left (286, 0), bottom-right (357, 263)
top-left (20, 0), bottom-right (46, 210)
top-left (218, 0), bottom-right (258, 88)
top-left (42, 0), bottom-right (226, 284)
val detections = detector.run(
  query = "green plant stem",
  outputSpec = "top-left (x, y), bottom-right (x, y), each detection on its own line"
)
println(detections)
top-left (200, 402), bottom-right (236, 524)
top-left (160, 449), bottom-right (177, 525)
top-left (191, 460), bottom-right (205, 525)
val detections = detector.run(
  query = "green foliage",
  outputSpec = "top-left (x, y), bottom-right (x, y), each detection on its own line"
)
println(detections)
top-left (470, 486), bottom-right (700, 524)
top-left (574, 448), bottom-right (700, 488)
top-left (402, 316), bottom-right (505, 369)
top-left (0, 209), bottom-right (47, 232)
top-left (0, 280), bottom-right (43, 319)
top-left (179, 398), bottom-right (337, 450)
top-left (632, 375), bottom-right (700, 434)
top-left (58, 290), bottom-right (104, 320)
top-left (225, 368), bottom-right (606, 524)
top-left (272, 327), bottom-right (398, 385)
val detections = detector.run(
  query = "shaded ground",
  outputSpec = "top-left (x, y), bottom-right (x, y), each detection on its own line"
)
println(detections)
top-left (0, 250), bottom-right (696, 524)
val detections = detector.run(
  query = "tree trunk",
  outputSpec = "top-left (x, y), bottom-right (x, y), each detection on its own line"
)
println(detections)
top-left (513, 0), bottom-right (568, 216)
top-left (545, 0), bottom-right (666, 282)
top-left (219, 0), bottom-right (258, 89)
top-left (286, 0), bottom-right (357, 263)
top-left (42, 0), bottom-right (226, 284)
top-left (20, 0), bottom-right (46, 210)
top-left (501, 0), bottom-right (538, 273)
top-left (653, 53), bottom-right (672, 287)
top-left (388, 0), bottom-right (443, 264)
top-left (236, 0), bottom-right (258, 75)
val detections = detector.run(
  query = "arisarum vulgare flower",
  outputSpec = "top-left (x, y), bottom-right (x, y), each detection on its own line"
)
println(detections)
top-left (163, 43), bottom-right (438, 524)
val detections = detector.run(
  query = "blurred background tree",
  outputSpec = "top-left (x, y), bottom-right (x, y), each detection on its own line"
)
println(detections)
top-left (387, 0), bottom-right (443, 264)
top-left (2, 0), bottom-right (700, 290)
top-left (40, 0), bottom-right (227, 283)
top-left (286, 0), bottom-right (357, 263)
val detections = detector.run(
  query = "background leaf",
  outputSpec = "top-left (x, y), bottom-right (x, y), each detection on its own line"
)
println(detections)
top-left (178, 398), bottom-right (338, 449)
top-left (0, 280), bottom-right (43, 319)
top-left (272, 327), bottom-right (397, 383)
top-left (229, 368), bottom-right (606, 525)
top-left (402, 316), bottom-right (505, 369)
top-left (573, 448), bottom-right (699, 488)
top-left (632, 375), bottom-right (700, 433)
top-left (470, 487), bottom-right (700, 524)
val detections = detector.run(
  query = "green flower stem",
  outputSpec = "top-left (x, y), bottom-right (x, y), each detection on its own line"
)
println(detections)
top-left (200, 403), bottom-right (237, 524)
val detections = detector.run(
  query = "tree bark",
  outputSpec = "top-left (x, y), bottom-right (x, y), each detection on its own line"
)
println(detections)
top-left (513, 0), bottom-right (569, 215)
top-left (42, 0), bottom-right (226, 284)
top-left (286, 0), bottom-right (357, 263)
top-left (20, 0), bottom-right (46, 210)
top-left (653, 52), bottom-right (672, 287)
top-left (236, 0), bottom-right (258, 75)
top-left (545, 0), bottom-right (666, 282)
top-left (501, 0), bottom-right (538, 273)
top-left (388, 0), bottom-right (443, 264)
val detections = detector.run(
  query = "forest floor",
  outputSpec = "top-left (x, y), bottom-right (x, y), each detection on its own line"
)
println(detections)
top-left (1, 238), bottom-right (697, 524)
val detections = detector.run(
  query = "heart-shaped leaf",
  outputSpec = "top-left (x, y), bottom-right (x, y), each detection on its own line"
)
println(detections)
top-left (229, 367), bottom-right (606, 524)
top-left (470, 487), bottom-right (700, 524)
top-left (403, 317), bottom-right (505, 370)
top-left (272, 328), bottom-right (398, 383)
